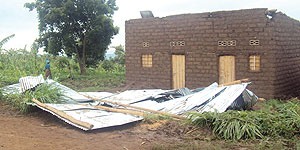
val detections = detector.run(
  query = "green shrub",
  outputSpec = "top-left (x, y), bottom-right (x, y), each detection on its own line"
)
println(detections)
top-left (101, 59), bottom-right (115, 71)
top-left (55, 57), bottom-right (70, 71)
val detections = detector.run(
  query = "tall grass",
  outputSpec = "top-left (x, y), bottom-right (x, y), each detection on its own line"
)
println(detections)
top-left (188, 98), bottom-right (300, 140)
top-left (0, 48), bottom-right (125, 112)
top-left (1, 83), bottom-right (65, 113)
top-left (0, 49), bottom-right (47, 87)
top-left (0, 48), bottom-right (125, 89)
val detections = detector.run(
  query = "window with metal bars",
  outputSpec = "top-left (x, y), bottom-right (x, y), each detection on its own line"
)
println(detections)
top-left (142, 55), bottom-right (152, 67)
top-left (249, 55), bottom-right (260, 71)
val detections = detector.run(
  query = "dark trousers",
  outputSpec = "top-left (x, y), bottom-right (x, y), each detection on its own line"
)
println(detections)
top-left (45, 69), bottom-right (52, 79)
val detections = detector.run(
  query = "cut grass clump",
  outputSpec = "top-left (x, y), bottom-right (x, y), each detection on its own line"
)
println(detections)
top-left (23, 83), bottom-right (65, 103)
top-left (188, 98), bottom-right (300, 140)
top-left (1, 83), bottom-right (65, 113)
top-left (188, 111), bottom-right (263, 140)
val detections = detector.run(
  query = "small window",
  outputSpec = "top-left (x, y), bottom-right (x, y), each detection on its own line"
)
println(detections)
top-left (143, 42), bottom-right (149, 47)
top-left (249, 55), bottom-right (260, 71)
top-left (176, 41), bottom-right (185, 46)
top-left (170, 41), bottom-right (176, 47)
top-left (218, 41), bottom-right (227, 46)
top-left (227, 40), bottom-right (236, 46)
top-left (249, 40), bottom-right (259, 46)
top-left (142, 55), bottom-right (152, 67)
top-left (218, 40), bottom-right (236, 46)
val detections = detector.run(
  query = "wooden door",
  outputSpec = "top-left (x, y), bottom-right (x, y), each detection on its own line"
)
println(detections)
top-left (172, 55), bottom-right (185, 89)
top-left (219, 56), bottom-right (235, 85)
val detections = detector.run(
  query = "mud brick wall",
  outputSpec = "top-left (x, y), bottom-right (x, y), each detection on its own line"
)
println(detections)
top-left (272, 13), bottom-right (300, 98)
top-left (177, 8), bottom-right (277, 99)
top-left (125, 18), bottom-right (171, 89)
top-left (125, 8), bottom-right (300, 99)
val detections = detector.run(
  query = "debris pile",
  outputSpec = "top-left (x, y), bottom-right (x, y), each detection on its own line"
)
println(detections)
top-left (2, 75), bottom-right (257, 131)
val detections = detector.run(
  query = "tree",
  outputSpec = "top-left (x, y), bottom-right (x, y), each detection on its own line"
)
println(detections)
top-left (111, 44), bottom-right (125, 65)
top-left (30, 41), bottom-right (39, 71)
top-left (0, 34), bottom-right (15, 50)
top-left (25, 0), bottom-right (119, 75)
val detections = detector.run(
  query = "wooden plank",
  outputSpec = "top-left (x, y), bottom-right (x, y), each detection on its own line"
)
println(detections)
top-left (149, 55), bottom-right (152, 66)
top-left (172, 55), bottom-right (185, 89)
top-left (93, 105), bottom-right (145, 117)
top-left (230, 56), bottom-right (236, 82)
top-left (175, 55), bottom-right (179, 89)
top-left (225, 56), bottom-right (230, 83)
top-left (175, 55), bottom-right (180, 89)
top-left (219, 56), bottom-right (225, 84)
top-left (174, 55), bottom-right (177, 89)
top-left (142, 55), bottom-right (145, 67)
top-left (219, 56), bottom-right (235, 84)
top-left (82, 95), bottom-right (185, 120)
top-left (181, 55), bottom-right (185, 88)
top-left (218, 78), bottom-right (249, 87)
top-left (32, 98), bottom-right (94, 130)
top-left (172, 55), bottom-right (177, 89)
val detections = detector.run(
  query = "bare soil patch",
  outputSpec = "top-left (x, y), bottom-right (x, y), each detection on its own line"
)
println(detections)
top-left (1, 100), bottom-right (266, 150)
top-left (0, 101), bottom-right (200, 150)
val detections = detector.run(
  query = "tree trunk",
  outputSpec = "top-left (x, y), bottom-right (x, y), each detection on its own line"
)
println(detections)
top-left (74, 30), bottom-right (88, 75)
top-left (68, 63), bottom-right (73, 79)
top-left (74, 45), bottom-right (87, 75)
top-left (81, 32), bottom-right (87, 75)
top-left (78, 57), bottom-right (87, 75)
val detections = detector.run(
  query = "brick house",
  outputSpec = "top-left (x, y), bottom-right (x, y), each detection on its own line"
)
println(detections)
top-left (125, 8), bottom-right (300, 99)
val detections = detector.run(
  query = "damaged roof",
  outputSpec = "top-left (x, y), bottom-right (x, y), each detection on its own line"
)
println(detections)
top-left (2, 75), bottom-right (257, 131)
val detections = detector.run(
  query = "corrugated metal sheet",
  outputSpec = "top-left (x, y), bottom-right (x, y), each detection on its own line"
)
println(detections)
top-left (1, 83), bottom-right (21, 95)
top-left (96, 89), bottom-right (170, 104)
top-left (19, 74), bottom-right (45, 92)
top-left (124, 83), bottom-right (252, 115)
top-left (93, 82), bottom-right (255, 115)
top-left (197, 83), bottom-right (248, 113)
top-left (2, 75), bottom-right (257, 131)
top-left (31, 103), bottom-right (142, 131)
top-left (46, 80), bottom-right (92, 103)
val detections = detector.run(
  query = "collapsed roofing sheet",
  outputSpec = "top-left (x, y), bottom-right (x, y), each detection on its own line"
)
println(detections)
top-left (1, 77), bottom-right (257, 131)
top-left (82, 89), bottom-right (170, 104)
top-left (19, 74), bottom-right (45, 92)
top-left (2, 79), bottom-right (92, 103)
top-left (31, 103), bottom-right (142, 131)
top-left (3, 79), bottom-right (143, 130)
top-left (95, 82), bottom-right (256, 115)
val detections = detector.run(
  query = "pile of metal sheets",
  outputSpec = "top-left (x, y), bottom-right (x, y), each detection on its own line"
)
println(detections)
top-left (1, 76), bottom-right (257, 131)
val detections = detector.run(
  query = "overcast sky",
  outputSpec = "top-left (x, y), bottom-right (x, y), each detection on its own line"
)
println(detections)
top-left (0, 0), bottom-right (299, 53)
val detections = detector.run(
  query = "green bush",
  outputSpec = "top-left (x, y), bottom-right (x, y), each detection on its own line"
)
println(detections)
top-left (55, 57), bottom-right (70, 71)
top-left (101, 59), bottom-right (115, 71)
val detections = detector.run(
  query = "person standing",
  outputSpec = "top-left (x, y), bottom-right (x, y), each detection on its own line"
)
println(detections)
top-left (45, 59), bottom-right (52, 79)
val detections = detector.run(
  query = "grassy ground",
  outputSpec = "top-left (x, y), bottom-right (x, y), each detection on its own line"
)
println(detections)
top-left (144, 112), bottom-right (297, 150)
top-left (58, 71), bottom-right (125, 92)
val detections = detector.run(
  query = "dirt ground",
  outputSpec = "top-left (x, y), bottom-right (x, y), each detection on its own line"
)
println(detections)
top-left (0, 101), bottom-right (210, 150)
